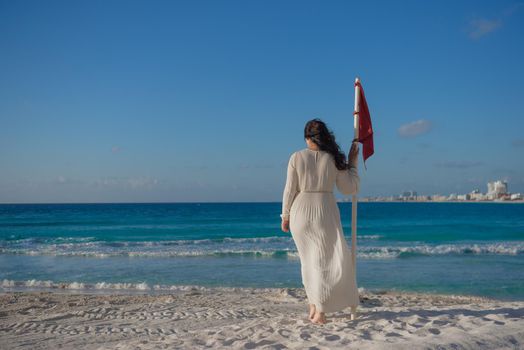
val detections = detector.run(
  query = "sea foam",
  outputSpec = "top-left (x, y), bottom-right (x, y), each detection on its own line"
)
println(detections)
top-left (0, 278), bottom-right (290, 294)
top-left (1, 236), bottom-right (523, 259)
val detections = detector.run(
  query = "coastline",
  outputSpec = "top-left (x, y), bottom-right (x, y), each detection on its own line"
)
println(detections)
top-left (352, 200), bottom-right (524, 203)
top-left (1, 287), bottom-right (523, 349)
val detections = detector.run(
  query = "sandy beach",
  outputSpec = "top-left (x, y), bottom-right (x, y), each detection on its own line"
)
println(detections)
top-left (1, 287), bottom-right (523, 350)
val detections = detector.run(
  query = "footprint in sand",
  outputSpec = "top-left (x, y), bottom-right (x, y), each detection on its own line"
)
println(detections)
top-left (324, 334), bottom-right (341, 341)
top-left (300, 332), bottom-right (311, 340)
top-left (428, 328), bottom-right (441, 335)
top-left (385, 332), bottom-right (403, 337)
top-left (432, 319), bottom-right (449, 326)
top-left (277, 328), bottom-right (291, 338)
top-left (244, 339), bottom-right (275, 349)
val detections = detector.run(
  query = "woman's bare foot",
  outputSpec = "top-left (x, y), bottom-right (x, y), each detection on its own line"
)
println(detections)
top-left (308, 304), bottom-right (316, 319)
top-left (311, 311), bottom-right (327, 324)
top-left (350, 306), bottom-right (358, 320)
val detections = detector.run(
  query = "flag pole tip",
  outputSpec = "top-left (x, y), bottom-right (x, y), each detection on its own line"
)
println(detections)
top-left (355, 77), bottom-right (360, 83)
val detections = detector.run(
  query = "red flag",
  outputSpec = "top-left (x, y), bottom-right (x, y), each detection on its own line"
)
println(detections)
top-left (355, 81), bottom-right (374, 169)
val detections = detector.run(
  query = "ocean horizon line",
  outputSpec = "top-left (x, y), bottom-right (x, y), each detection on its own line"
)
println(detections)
top-left (0, 201), bottom-right (285, 205)
top-left (1, 200), bottom-right (523, 205)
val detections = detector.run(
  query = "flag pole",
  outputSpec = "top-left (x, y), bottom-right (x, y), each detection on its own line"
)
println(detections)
top-left (352, 78), bottom-right (360, 268)
top-left (350, 77), bottom-right (360, 320)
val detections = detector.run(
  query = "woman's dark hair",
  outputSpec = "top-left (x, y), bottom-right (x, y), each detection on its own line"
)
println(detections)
top-left (304, 118), bottom-right (347, 170)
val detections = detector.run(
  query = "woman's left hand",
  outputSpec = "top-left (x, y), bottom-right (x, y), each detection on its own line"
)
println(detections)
top-left (349, 141), bottom-right (359, 167)
top-left (281, 219), bottom-right (290, 233)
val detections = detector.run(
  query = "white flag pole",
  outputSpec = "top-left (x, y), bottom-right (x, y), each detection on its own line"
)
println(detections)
top-left (352, 78), bottom-right (360, 269)
top-left (350, 77), bottom-right (360, 321)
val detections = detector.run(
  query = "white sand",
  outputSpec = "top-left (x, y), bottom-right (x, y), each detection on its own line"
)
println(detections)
top-left (1, 288), bottom-right (523, 349)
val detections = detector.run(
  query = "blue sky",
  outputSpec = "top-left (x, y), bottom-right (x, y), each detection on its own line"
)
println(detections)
top-left (1, 0), bottom-right (523, 203)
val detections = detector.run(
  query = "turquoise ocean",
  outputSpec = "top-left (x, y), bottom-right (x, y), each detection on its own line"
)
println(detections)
top-left (1, 202), bottom-right (523, 300)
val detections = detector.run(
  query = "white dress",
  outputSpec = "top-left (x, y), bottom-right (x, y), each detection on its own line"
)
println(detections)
top-left (282, 148), bottom-right (360, 313)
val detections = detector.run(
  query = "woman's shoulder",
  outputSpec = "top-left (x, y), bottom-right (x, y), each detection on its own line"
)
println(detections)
top-left (293, 148), bottom-right (317, 159)
top-left (290, 148), bottom-right (310, 157)
top-left (296, 148), bottom-right (326, 155)
top-left (287, 149), bottom-right (309, 165)
top-left (291, 148), bottom-right (334, 157)
top-left (294, 148), bottom-right (333, 163)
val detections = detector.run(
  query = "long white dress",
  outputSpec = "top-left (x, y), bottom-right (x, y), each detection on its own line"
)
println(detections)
top-left (282, 148), bottom-right (360, 313)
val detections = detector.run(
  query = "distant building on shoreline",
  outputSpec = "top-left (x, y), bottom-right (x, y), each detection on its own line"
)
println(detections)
top-left (354, 179), bottom-right (523, 203)
top-left (487, 180), bottom-right (508, 200)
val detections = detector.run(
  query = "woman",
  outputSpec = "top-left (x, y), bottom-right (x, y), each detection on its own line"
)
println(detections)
top-left (281, 118), bottom-right (360, 324)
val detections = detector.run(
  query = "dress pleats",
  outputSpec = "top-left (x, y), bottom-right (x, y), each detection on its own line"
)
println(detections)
top-left (282, 149), bottom-right (360, 313)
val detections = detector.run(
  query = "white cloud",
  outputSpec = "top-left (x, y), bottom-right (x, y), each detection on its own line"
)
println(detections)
top-left (127, 177), bottom-right (159, 189)
top-left (397, 119), bottom-right (432, 138)
top-left (92, 176), bottom-right (159, 189)
top-left (468, 18), bottom-right (502, 39)
top-left (466, 3), bottom-right (523, 40)
top-left (53, 176), bottom-right (84, 186)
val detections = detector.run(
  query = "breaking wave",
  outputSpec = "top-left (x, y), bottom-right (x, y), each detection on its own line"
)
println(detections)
top-left (0, 278), bottom-right (370, 295)
top-left (1, 236), bottom-right (523, 259)
top-left (358, 242), bottom-right (524, 259)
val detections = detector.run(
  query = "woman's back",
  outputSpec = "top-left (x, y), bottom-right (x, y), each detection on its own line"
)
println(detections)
top-left (282, 148), bottom-right (359, 220)
top-left (294, 149), bottom-right (334, 192)
top-left (292, 149), bottom-right (359, 193)
top-left (280, 118), bottom-right (361, 323)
